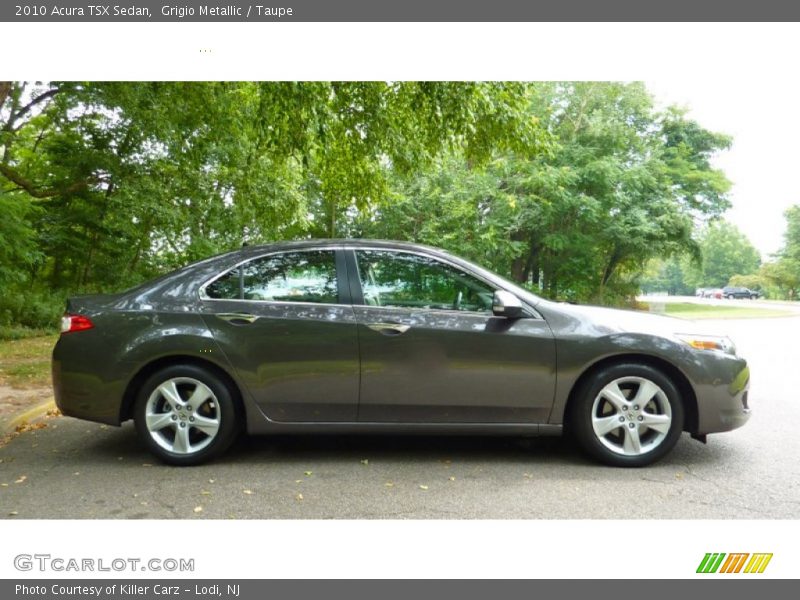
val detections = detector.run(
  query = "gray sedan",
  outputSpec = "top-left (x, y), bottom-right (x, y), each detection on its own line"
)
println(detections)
top-left (52, 240), bottom-right (750, 467)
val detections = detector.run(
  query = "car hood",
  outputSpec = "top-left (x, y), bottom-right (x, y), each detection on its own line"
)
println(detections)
top-left (539, 301), bottom-right (719, 339)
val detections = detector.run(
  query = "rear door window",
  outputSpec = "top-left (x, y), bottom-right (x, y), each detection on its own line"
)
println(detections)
top-left (205, 251), bottom-right (338, 304)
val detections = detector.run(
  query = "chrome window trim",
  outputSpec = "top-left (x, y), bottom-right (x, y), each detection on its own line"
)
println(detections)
top-left (197, 243), bottom-right (543, 319)
top-left (354, 303), bottom-right (502, 319)
top-left (198, 246), bottom-right (343, 306)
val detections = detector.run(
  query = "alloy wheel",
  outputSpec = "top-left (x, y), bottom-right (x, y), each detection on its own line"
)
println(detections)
top-left (144, 377), bottom-right (221, 455)
top-left (590, 376), bottom-right (672, 457)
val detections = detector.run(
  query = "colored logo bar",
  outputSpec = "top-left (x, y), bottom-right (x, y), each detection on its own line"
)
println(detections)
top-left (697, 553), bottom-right (773, 574)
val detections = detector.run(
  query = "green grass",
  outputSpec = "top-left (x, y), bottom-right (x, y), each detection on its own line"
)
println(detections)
top-left (0, 326), bottom-right (57, 341)
top-left (0, 334), bottom-right (59, 388)
top-left (646, 302), bottom-right (795, 320)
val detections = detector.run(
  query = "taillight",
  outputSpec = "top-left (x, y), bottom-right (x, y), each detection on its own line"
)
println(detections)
top-left (61, 313), bottom-right (95, 334)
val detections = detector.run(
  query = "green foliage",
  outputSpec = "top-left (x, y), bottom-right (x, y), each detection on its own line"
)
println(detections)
top-left (728, 273), bottom-right (766, 290)
top-left (0, 289), bottom-right (64, 331)
top-left (1, 82), bottom-right (546, 298)
top-left (640, 258), bottom-right (696, 295)
top-left (361, 83), bottom-right (731, 302)
top-left (685, 221), bottom-right (761, 288)
top-left (759, 206), bottom-right (800, 299)
top-left (0, 81), bottom-right (736, 322)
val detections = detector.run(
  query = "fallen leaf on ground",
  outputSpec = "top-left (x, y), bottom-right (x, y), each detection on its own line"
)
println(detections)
top-left (360, 459), bottom-right (369, 465)
top-left (243, 490), bottom-right (253, 495)
top-left (448, 477), bottom-right (456, 482)
top-left (208, 479), bottom-right (215, 483)
top-left (295, 493), bottom-right (304, 501)
top-left (304, 471), bottom-right (313, 476)
top-left (73, 472), bottom-right (80, 476)
top-left (193, 506), bottom-right (203, 513)
top-left (201, 491), bottom-right (211, 496)
top-left (8, 511), bottom-right (18, 516)
top-left (385, 482), bottom-right (394, 488)
top-left (419, 485), bottom-right (429, 490)
top-left (15, 422), bottom-right (46, 433)
top-left (14, 476), bottom-right (26, 484)
top-left (142, 463), bottom-right (153, 467)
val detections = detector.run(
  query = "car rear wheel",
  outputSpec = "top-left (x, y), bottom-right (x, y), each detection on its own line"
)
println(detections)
top-left (134, 364), bottom-right (240, 466)
top-left (570, 363), bottom-right (684, 467)
top-left (727, 294), bottom-right (735, 299)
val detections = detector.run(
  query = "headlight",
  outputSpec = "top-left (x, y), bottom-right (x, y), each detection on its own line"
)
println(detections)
top-left (675, 333), bottom-right (737, 356)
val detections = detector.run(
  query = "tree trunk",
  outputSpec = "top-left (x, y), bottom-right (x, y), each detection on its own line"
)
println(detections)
top-left (528, 254), bottom-right (540, 290)
top-left (81, 182), bottom-right (115, 288)
top-left (511, 255), bottom-right (527, 283)
top-left (0, 82), bottom-right (12, 112)
top-left (129, 215), bottom-right (155, 273)
top-left (601, 246), bottom-right (623, 287)
top-left (510, 230), bottom-right (529, 283)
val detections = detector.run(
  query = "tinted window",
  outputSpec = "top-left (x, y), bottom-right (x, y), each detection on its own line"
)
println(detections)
top-left (205, 251), bottom-right (338, 304)
top-left (356, 250), bottom-right (494, 313)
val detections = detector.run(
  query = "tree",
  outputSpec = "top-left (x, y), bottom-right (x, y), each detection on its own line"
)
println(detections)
top-left (760, 205), bottom-right (800, 299)
top-left (640, 257), bottom-right (696, 295)
top-left (0, 81), bottom-right (548, 293)
top-left (686, 221), bottom-right (761, 288)
top-left (361, 82), bottom-right (731, 303)
top-left (0, 81), bottom-right (738, 329)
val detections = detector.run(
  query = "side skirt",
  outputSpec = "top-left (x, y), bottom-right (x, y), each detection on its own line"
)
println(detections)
top-left (247, 420), bottom-right (563, 437)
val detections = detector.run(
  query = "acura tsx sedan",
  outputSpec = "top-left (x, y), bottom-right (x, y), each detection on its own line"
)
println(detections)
top-left (52, 240), bottom-right (750, 467)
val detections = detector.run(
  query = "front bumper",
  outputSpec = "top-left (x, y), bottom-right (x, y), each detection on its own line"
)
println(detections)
top-left (694, 361), bottom-right (751, 435)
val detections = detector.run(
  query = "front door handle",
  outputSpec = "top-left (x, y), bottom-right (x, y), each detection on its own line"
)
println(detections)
top-left (217, 312), bottom-right (259, 325)
top-left (367, 322), bottom-right (410, 336)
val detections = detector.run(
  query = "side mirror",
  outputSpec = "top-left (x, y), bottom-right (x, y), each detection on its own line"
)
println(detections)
top-left (492, 290), bottom-right (523, 319)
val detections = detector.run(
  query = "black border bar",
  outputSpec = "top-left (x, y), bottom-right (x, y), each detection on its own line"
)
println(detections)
top-left (4, 0), bottom-right (800, 22)
top-left (2, 579), bottom-right (797, 600)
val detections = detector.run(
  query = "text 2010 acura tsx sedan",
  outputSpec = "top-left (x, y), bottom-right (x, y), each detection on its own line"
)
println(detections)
top-left (52, 240), bottom-right (750, 467)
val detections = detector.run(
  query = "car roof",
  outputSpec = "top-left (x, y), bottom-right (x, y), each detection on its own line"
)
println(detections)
top-left (238, 238), bottom-right (446, 254)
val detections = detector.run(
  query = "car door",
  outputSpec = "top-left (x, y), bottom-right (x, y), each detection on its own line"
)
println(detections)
top-left (348, 248), bottom-right (557, 423)
top-left (199, 248), bottom-right (359, 422)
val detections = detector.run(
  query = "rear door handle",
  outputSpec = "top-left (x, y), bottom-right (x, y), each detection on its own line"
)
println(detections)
top-left (367, 322), bottom-right (410, 336)
top-left (217, 312), bottom-right (259, 325)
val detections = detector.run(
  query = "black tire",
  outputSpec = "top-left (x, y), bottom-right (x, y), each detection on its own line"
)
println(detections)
top-left (133, 364), bottom-right (241, 466)
top-left (569, 363), bottom-right (685, 467)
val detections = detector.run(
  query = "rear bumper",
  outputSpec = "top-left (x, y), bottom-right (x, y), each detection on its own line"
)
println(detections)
top-left (52, 344), bottom-right (125, 426)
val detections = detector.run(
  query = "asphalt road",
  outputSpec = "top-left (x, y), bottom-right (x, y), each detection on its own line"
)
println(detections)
top-left (2, 310), bottom-right (799, 519)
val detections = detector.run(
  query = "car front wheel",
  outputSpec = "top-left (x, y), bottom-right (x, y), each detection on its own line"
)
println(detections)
top-left (134, 364), bottom-right (240, 466)
top-left (570, 363), bottom-right (685, 467)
